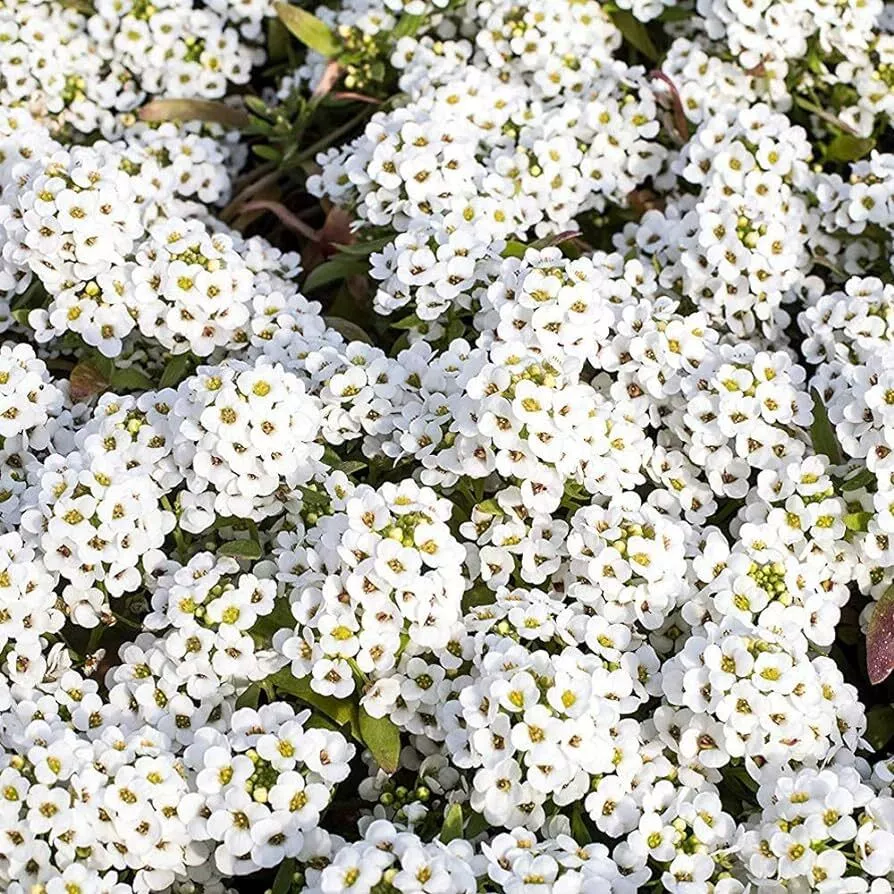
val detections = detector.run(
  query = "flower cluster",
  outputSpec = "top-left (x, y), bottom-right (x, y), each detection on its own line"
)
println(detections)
top-left (273, 478), bottom-right (465, 707)
top-left (2, 0), bottom-right (894, 892)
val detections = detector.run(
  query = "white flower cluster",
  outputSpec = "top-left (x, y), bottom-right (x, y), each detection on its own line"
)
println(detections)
top-left (741, 763), bottom-right (894, 891)
top-left (170, 360), bottom-right (323, 530)
top-left (2, 0), bottom-right (894, 891)
top-left (0, 689), bottom-right (352, 892)
top-left (309, 0), bottom-right (668, 323)
top-left (0, 0), bottom-right (269, 137)
top-left (274, 478), bottom-right (465, 706)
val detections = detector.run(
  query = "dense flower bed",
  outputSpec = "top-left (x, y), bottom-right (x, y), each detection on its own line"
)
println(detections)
top-left (2, 0), bottom-right (894, 892)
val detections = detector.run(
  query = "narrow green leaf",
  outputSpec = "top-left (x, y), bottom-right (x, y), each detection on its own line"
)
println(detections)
top-left (243, 96), bottom-right (270, 118)
top-left (333, 236), bottom-right (395, 256)
top-left (840, 467), bottom-right (876, 492)
top-left (826, 133), bottom-right (876, 163)
top-left (809, 388), bottom-right (842, 465)
top-left (304, 256), bottom-right (367, 291)
top-left (272, 857), bottom-right (295, 894)
top-left (218, 539), bottom-right (262, 560)
top-left (139, 99), bottom-right (249, 129)
top-left (440, 803), bottom-right (463, 843)
top-left (297, 484), bottom-right (331, 510)
top-left (462, 584), bottom-right (495, 611)
top-left (392, 313), bottom-right (422, 330)
top-left (608, 10), bottom-right (660, 61)
top-left (793, 96), bottom-right (858, 136)
top-left (275, 3), bottom-right (340, 57)
top-left (252, 145), bottom-right (283, 163)
top-left (159, 353), bottom-right (194, 389)
top-left (358, 708), bottom-right (401, 774)
top-left (571, 805), bottom-right (591, 844)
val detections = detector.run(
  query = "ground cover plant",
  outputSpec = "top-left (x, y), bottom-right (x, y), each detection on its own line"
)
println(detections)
top-left (3, 0), bottom-right (894, 892)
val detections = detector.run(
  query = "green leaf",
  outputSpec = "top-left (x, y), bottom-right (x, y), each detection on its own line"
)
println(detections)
top-left (275, 3), bottom-right (340, 57)
top-left (393, 12), bottom-right (426, 38)
top-left (809, 388), bottom-right (842, 465)
top-left (840, 467), bottom-right (876, 492)
top-left (267, 17), bottom-right (291, 63)
top-left (868, 583), bottom-right (894, 685)
top-left (139, 99), bottom-right (249, 129)
top-left (244, 95), bottom-right (271, 118)
top-left (866, 705), bottom-right (894, 750)
top-left (392, 313), bottom-right (422, 331)
top-left (324, 315), bottom-right (373, 344)
top-left (304, 256), bottom-right (368, 291)
top-left (793, 97), bottom-right (858, 136)
top-left (826, 133), bottom-right (876, 163)
top-left (251, 598), bottom-right (297, 646)
top-left (236, 684), bottom-right (261, 710)
top-left (271, 670), bottom-right (360, 735)
top-left (440, 803), bottom-right (463, 843)
top-left (218, 539), bottom-right (262, 560)
top-left (271, 857), bottom-right (296, 894)
top-left (297, 484), bottom-right (331, 511)
top-left (501, 240), bottom-right (527, 259)
top-left (463, 584), bottom-right (495, 611)
top-left (159, 353), bottom-right (194, 389)
top-left (333, 236), bottom-right (395, 256)
top-left (475, 499), bottom-right (503, 516)
top-left (464, 810), bottom-right (489, 839)
top-left (110, 367), bottom-right (154, 391)
top-left (659, 5), bottom-right (693, 21)
top-left (358, 708), bottom-right (401, 774)
top-left (608, 9), bottom-right (660, 61)
top-left (844, 511), bottom-right (872, 533)
top-left (571, 804), bottom-right (591, 844)
top-left (252, 145), bottom-right (283, 163)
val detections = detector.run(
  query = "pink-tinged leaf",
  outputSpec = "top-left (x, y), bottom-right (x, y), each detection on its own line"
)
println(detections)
top-left (330, 91), bottom-right (381, 105)
top-left (317, 206), bottom-right (355, 257)
top-left (139, 99), bottom-right (249, 129)
top-left (312, 60), bottom-right (344, 99)
top-left (70, 362), bottom-right (110, 402)
top-left (649, 70), bottom-right (690, 143)
top-left (867, 584), bottom-right (894, 684)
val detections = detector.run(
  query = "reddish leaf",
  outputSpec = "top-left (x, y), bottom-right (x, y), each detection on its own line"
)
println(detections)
top-left (313, 60), bottom-right (344, 99)
top-left (627, 188), bottom-right (666, 216)
top-left (70, 361), bottom-right (110, 402)
top-left (317, 206), bottom-right (355, 257)
top-left (331, 91), bottom-right (381, 105)
top-left (867, 584), bottom-right (894, 684)
top-left (649, 70), bottom-right (690, 143)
